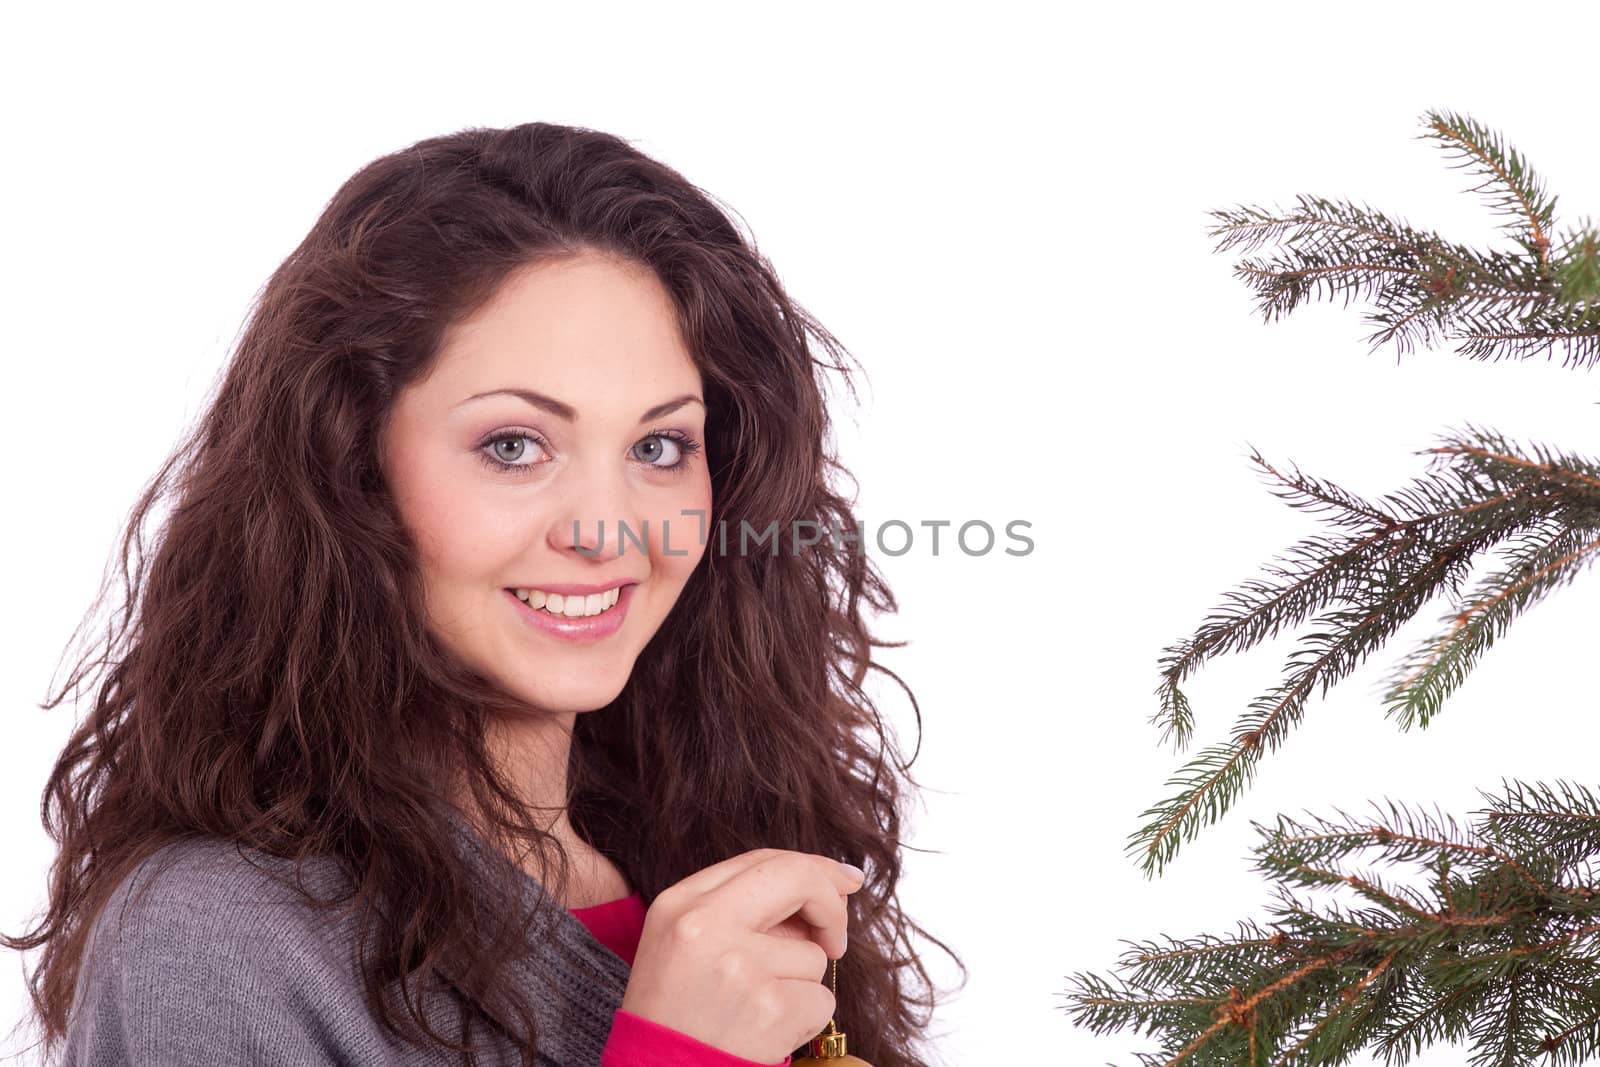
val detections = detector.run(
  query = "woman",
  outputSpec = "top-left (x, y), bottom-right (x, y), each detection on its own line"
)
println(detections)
top-left (6, 122), bottom-right (963, 1066)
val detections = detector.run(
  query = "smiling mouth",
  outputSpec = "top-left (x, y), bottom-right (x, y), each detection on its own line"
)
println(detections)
top-left (507, 586), bottom-right (625, 619)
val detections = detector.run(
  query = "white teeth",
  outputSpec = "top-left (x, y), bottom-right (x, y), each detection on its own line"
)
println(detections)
top-left (512, 586), bottom-right (622, 618)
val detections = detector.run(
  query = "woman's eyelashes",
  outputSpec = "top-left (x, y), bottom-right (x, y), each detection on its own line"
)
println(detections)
top-left (475, 428), bottom-right (703, 475)
top-left (630, 430), bottom-right (703, 470)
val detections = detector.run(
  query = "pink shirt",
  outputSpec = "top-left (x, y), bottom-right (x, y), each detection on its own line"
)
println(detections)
top-left (570, 891), bottom-right (793, 1067)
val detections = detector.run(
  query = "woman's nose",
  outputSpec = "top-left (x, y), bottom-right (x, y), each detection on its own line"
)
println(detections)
top-left (546, 462), bottom-right (638, 563)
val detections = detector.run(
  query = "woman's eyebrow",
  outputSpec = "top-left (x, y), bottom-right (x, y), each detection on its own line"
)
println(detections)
top-left (454, 389), bottom-right (704, 423)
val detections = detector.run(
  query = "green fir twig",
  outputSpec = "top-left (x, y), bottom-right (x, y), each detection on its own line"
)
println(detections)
top-left (1068, 109), bottom-right (1600, 1066)
top-left (1069, 782), bottom-right (1600, 1065)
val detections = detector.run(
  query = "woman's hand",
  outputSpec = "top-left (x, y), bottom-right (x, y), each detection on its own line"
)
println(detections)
top-left (619, 849), bottom-right (866, 1063)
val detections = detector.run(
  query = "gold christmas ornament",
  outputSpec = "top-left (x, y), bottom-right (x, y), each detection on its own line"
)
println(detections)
top-left (792, 956), bottom-right (873, 1066)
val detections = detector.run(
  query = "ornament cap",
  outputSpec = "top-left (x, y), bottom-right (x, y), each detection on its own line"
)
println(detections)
top-left (804, 1030), bottom-right (848, 1057)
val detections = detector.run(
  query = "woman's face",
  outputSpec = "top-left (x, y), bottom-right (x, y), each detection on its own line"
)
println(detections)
top-left (382, 250), bottom-right (712, 715)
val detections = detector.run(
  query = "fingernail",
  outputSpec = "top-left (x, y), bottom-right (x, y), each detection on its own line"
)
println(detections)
top-left (837, 860), bottom-right (865, 882)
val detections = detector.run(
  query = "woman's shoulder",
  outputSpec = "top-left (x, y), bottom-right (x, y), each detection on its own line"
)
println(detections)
top-left (87, 833), bottom-right (357, 964)
top-left (66, 835), bottom-right (392, 1065)
top-left (65, 828), bottom-right (622, 1064)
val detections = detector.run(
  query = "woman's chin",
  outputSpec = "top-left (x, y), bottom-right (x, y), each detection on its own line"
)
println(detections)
top-left (514, 675), bottom-right (630, 716)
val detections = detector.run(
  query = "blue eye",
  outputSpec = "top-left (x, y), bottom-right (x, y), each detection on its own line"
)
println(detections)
top-left (634, 434), bottom-right (696, 467)
top-left (480, 431), bottom-right (548, 470)
top-left (476, 429), bottom-right (702, 474)
top-left (638, 431), bottom-right (704, 470)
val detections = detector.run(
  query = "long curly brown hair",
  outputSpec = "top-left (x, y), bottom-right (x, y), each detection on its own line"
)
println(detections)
top-left (5, 121), bottom-right (965, 1065)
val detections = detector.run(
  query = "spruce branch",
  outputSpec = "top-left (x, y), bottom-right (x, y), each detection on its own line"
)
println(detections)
top-left (1377, 433), bottom-right (1600, 730)
top-left (1141, 424), bottom-right (1598, 875)
top-left (1070, 111), bottom-right (1600, 1064)
top-left (1553, 220), bottom-right (1600, 307)
top-left (1472, 780), bottom-right (1600, 885)
top-left (1380, 523), bottom-right (1600, 732)
top-left (1069, 785), bottom-right (1600, 1065)
top-left (1207, 110), bottom-right (1598, 368)
top-left (1149, 440), bottom-right (1493, 753)
top-left (1420, 109), bottom-right (1558, 267)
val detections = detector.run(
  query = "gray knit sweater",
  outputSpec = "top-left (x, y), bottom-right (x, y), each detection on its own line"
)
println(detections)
top-left (62, 808), bottom-right (632, 1065)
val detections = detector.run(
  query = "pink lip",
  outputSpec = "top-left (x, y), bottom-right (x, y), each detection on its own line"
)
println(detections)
top-left (505, 583), bottom-right (635, 642)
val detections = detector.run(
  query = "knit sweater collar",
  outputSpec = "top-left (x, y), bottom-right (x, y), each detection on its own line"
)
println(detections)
top-left (434, 804), bottom-right (632, 1059)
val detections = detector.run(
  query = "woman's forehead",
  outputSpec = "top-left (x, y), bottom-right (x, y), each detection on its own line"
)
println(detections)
top-left (422, 256), bottom-right (703, 413)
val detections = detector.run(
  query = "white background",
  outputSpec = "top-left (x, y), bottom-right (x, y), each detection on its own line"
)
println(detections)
top-left (5, 2), bottom-right (1600, 1064)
